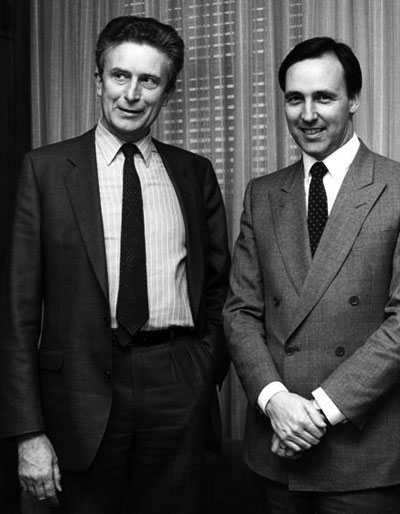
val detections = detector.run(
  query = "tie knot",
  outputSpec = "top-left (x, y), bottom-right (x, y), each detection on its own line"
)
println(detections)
top-left (310, 161), bottom-right (328, 180)
top-left (121, 143), bottom-right (138, 159)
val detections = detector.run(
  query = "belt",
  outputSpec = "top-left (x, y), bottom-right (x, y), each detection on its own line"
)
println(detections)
top-left (111, 326), bottom-right (194, 347)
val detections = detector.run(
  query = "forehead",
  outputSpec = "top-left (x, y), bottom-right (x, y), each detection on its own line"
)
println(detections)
top-left (285, 53), bottom-right (346, 94)
top-left (102, 41), bottom-right (171, 76)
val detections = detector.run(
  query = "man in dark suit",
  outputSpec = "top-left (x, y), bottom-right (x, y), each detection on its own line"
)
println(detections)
top-left (224, 37), bottom-right (400, 512)
top-left (0, 16), bottom-right (230, 514)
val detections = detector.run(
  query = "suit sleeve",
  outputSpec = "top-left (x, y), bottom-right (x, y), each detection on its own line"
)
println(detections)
top-left (223, 180), bottom-right (282, 405)
top-left (198, 159), bottom-right (231, 385)
top-left (320, 231), bottom-right (400, 428)
top-left (0, 153), bottom-right (45, 439)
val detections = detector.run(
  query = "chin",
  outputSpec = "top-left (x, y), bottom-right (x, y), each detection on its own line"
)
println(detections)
top-left (303, 144), bottom-right (328, 159)
top-left (115, 124), bottom-right (140, 137)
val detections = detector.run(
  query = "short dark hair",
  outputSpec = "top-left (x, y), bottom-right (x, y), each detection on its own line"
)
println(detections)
top-left (96, 15), bottom-right (185, 93)
top-left (278, 37), bottom-right (362, 98)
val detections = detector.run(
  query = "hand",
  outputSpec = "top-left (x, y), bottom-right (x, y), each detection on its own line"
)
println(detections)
top-left (266, 391), bottom-right (327, 452)
top-left (18, 432), bottom-right (62, 505)
top-left (271, 433), bottom-right (303, 460)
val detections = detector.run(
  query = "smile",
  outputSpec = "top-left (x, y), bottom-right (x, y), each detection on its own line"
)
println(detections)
top-left (118, 107), bottom-right (144, 116)
top-left (300, 128), bottom-right (325, 138)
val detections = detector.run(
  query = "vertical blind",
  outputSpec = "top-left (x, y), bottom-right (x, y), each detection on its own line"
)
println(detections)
top-left (32, 0), bottom-right (400, 437)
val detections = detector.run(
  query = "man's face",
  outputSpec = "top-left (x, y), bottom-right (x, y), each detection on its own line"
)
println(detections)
top-left (95, 42), bottom-right (171, 141)
top-left (284, 53), bottom-right (360, 160)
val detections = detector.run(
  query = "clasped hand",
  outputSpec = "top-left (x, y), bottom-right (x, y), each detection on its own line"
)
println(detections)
top-left (266, 392), bottom-right (327, 460)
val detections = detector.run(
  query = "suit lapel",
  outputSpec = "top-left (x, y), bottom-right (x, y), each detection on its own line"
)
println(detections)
top-left (287, 142), bottom-right (385, 340)
top-left (153, 139), bottom-right (203, 321)
top-left (63, 129), bottom-right (109, 302)
top-left (270, 161), bottom-right (311, 295)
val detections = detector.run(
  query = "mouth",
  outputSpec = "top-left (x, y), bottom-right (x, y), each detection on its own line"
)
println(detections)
top-left (300, 127), bottom-right (325, 138)
top-left (118, 107), bottom-right (144, 116)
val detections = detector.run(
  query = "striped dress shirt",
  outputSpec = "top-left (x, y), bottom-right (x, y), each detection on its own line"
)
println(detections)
top-left (95, 120), bottom-right (193, 330)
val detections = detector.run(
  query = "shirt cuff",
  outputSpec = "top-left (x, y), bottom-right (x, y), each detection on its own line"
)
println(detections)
top-left (257, 382), bottom-right (288, 415)
top-left (312, 387), bottom-right (346, 425)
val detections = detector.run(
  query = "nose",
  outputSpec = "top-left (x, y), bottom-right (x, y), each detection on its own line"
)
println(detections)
top-left (301, 99), bottom-right (318, 123)
top-left (124, 79), bottom-right (140, 103)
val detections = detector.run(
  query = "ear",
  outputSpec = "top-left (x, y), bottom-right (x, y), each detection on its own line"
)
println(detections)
top-left (349, 92), bottom-right (360, 114)
top-left (94, 70), bottom-right (103, 97)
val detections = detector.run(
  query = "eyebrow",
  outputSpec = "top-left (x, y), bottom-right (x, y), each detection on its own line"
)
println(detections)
top-left (284, 89), bottom-right (336, 98)
top-left (109, 67), bottom-right (129, 74)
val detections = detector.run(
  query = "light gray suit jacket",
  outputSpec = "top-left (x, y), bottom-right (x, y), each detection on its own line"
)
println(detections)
top-left (224, 141), bottom-right (400, 491)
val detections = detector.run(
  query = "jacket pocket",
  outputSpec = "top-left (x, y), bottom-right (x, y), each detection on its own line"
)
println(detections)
top-left (39, 347), bottom-right (64, 371)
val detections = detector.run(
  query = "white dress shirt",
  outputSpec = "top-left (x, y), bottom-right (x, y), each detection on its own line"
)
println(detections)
top-left (258, 133), bottom-right (360, 424)
top-left (96, 120), bottom-right (193, 330)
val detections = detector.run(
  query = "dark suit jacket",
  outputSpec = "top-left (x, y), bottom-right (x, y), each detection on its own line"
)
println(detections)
top-left (0, 128), bottom-right (230, 471)
top-left (224, 141), bottom-right (400, 491)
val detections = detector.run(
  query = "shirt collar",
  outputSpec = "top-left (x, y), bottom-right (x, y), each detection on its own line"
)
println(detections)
top-left (95, 119), bottom-right (154, 167)
top-left (303, 133), bottom-right (360, 181)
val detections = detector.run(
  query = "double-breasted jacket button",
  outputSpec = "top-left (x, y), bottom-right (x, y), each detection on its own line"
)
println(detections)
top-left (349, 296), bottom-right (359, 306)
top-left (335, 346), bottom-right (345, 357)
top-left (273, 296), bottom-right (281, 307)
top-left (285, 346), bottom-right (297, 356)
top-left (104, 369), bottom-right (112, 379)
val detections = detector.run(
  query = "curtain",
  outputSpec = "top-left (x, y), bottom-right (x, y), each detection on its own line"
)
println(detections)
top-left (31, 0), bottom-right (128, 146)
top-left (31, 0), bottom-right (400, 439)
top-left (302, 0), bottom-right (400, 161)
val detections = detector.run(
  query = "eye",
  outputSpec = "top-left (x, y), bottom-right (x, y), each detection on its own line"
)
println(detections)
top-left (285, 94), bottom-right (302, 106)
top-left (315, 93), bottom-right (332, 103)
top-left (140, 75), bottom-right (159, 89)
top-left (112, 71), bottom-right (128, 84)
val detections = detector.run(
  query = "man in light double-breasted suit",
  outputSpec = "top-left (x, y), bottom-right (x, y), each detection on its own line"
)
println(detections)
top-left (224, 37), bottom-right (400, 512)
top-left (0, 16), bottom-right (230, 514)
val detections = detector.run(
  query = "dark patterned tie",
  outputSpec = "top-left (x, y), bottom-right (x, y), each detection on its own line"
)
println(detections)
top-left (116, 143), bottom-right (149, 343)
top-left (307, 161), bottom-right (328, 257)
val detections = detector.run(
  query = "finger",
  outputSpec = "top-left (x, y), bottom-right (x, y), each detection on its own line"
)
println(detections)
top-left (281, 438), bottom-right (306, 452)
top-left (19, 477), bottom-right (28, 493)
top-left (271, 444), bottom-right (280, 455)
top-left (282, 446), bottom-right (297, 458)
top-left (295, 430), bottom-right (322, 446)
top-left (271, 425), bottom-right (308, 449)
top-left (53, 462), bottom-right (62, 492)
top-left (43, 479), bottom-right (57, 501)
top-left (25, 479), bottom-right (38, 498)
top-left (42, 468), bottom-right (61, 503)
top-left (300, 425), bottom-right (326, 445)
top-left (273, 417), bottom-right (323, 446)
top-left (294, 419), bottom-right (326, 443)
top-left (271, 435), bottom-right (281, 453)
top-left (274, 443), bottom-right (301, 460)
top-left (33, 482), bottom-right (47, 501)
top-left (279, 427), bottom-right (316, 449)
top-left (277, 448), bottom-right (287, 458)
top-left (272, 443), bottom-right (287, 458)
top-left (307, 405), bottom-right (328, 431)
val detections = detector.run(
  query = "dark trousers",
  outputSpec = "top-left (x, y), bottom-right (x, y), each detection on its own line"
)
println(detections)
top-left (54, 334), bottom-right (215, 514)
top-left (262, 477), bottom-right (400, 514)
top-left (0, 439), bottom-right (21, 513)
